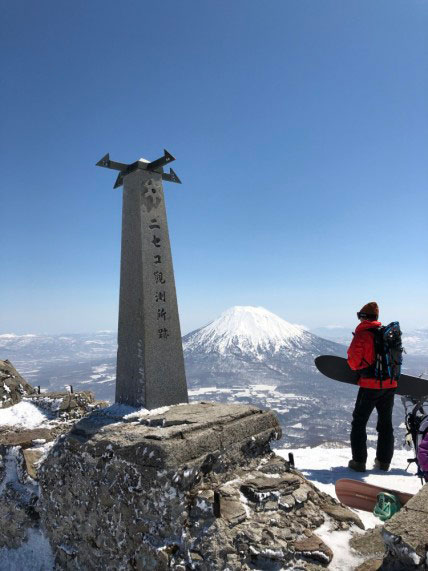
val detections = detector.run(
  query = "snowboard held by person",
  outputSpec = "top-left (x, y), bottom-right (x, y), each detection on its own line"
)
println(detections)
top-left (347, 302), bottom-right (397, 473)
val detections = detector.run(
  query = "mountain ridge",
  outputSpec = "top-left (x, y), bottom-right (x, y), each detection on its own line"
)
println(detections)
top-left (183, 305), bottom-right (347, 389)
top-left (183, 306), bottom-right (308, 356)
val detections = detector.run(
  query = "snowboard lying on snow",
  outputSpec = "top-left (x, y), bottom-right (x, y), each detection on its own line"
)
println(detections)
top-left (335, 478), bottom-right (413, 512)
top-left (315, 355), bottom-right (428, 398)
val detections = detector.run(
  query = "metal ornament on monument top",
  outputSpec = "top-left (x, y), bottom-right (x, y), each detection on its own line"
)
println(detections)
top-left (96, 149), bottom-right (188, 409)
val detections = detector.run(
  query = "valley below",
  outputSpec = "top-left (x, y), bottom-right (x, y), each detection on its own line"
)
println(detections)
top-left (2, 307), bottom-right (428, 451)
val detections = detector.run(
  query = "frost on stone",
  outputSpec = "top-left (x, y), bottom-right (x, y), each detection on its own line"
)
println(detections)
top-left (58, 544), bottom-right (78, 556)
top-left (383, 530), bottom-right (422, 567)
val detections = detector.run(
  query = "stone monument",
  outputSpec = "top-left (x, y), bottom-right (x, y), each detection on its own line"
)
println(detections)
top-left (96, 150), bottom-right (188, 409)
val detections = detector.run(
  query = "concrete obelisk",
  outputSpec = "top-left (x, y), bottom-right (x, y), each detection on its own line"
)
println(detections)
top-left (96, 150), bottom-right (188, 409)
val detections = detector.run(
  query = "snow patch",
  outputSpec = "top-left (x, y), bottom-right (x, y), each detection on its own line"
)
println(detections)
top-left (316, 517), bottom-right (364, 571)
top-left (0, 447), bottom-right (21, 495)
top-left (0, 402), bottom-right (52, 429)
top-left (124, 405), bottom-right (171, 420)
top-left (0, 529), bottom-right (54, 570)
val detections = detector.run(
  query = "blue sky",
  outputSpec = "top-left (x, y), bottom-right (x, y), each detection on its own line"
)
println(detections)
top-left (1, 0), bottom-right (427, 335)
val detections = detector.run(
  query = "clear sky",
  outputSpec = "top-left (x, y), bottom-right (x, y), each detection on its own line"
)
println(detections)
top-left (1, 0), bottom-right (427, 335)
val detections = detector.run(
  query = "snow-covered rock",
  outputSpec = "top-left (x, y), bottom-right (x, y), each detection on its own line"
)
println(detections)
top-left (0, 387), bottom-right (107, 561)
top-left (0, 360), bottom-right (35, 409)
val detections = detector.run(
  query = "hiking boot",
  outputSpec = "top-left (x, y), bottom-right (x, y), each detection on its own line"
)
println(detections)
top-left (348, 460), bottom-right (366, 472)
top-left (374, 458), bottom-right (390, 471)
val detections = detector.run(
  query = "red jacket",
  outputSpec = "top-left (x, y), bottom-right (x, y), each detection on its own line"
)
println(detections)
top-left (347, 321), bottom-right (397, 389)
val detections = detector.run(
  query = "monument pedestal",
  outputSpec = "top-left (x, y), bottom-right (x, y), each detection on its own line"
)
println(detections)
top-left (39, 403), bottom-right (361, 570)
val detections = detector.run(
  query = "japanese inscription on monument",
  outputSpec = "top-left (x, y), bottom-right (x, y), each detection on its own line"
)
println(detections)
top-left (96, 150), bottom-right (188, 409)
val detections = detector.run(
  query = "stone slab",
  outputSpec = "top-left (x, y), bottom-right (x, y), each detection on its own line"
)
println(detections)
top-left (350, 526), bottom-right (385, 557)
top-left (68, 402), bottom-right (281, 472)
top-left (0, 427), bottom-right (55, 448)
top-left (22, 448), bottom-right (45, 480)
top-left (383, 483), bottom-right (428, 563)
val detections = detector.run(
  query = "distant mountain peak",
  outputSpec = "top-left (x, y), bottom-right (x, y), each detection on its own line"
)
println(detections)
top-left (183, 305), bottom-right (307, 355)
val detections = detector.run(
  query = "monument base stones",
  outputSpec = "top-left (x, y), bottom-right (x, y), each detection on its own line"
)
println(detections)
top-left (39, 403), bottom-right (363, 570)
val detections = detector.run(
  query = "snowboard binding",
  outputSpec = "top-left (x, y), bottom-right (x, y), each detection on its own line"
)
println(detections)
top-left (373, 492), bottom-right (402, 521)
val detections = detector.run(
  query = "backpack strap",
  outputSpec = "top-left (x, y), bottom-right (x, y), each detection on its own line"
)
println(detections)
top-left (358, 327), bottom-right (383, 384)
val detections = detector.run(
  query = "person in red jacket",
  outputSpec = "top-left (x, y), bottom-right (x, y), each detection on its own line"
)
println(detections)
top-left (347, 302), bottom-right (397, 472)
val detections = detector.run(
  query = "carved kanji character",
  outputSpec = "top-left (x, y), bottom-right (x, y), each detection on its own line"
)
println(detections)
top-left (154, 271), bottom-right (166, 284)
top-left (155, 291), bottom-right (166, 303)
top-left (149, 218), bottom-right (160, 229)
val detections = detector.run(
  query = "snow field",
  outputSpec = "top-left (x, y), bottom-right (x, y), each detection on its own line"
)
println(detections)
top-left (276, 445), bottom-right (422, 528)
top-left (0, 401), bottom-right (52, 429)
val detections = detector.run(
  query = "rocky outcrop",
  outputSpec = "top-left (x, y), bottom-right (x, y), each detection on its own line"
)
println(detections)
top-left (0, 390), bottom-right (106, 556)
top-left (351, 527), bottom-right (385, 571)
top-left (0, 390), bottom-right (100, 449)
top-left (29, 390), bottom-right (99, 420)
top-left (0, 359), bottom-right (35, 408)
top-left (348, 484), bottom-right (428, 571)
top-left (382, 483), bottom-right (428, 569)
top-left (39, 402), bottom-right (362, 570)
top-left (0, 445), bottom-right (40, 548)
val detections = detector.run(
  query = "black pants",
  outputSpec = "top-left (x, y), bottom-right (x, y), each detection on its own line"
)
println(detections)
top-left (350, 387), bottom-right (395, 465)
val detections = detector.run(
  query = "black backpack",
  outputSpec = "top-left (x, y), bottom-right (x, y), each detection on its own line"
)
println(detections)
top-left (371, 321), bottom-right (404, 382)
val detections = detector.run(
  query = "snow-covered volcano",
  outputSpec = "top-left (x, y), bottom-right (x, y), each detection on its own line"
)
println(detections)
top-left (184, 306), bottom-right (307, 356)
top-left (183, 306), bottom-right (346, 388)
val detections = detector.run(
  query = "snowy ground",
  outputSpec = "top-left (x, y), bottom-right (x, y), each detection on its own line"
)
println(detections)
top-left (276, 444), bottom-right (424, 570)
top-left (275, 444), bottom-right (422, 528)
top-left (0, 400), bottom-right (60, 429)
